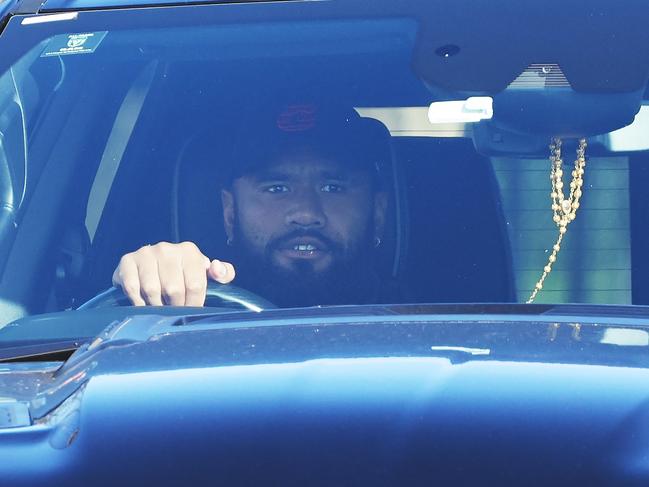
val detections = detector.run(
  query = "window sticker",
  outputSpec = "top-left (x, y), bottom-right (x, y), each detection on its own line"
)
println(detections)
top-left (41, 31), bottom-right (107, 57)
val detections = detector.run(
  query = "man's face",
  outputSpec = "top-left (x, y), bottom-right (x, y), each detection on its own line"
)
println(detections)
top-left (221, 146), bottom-right (387, 305)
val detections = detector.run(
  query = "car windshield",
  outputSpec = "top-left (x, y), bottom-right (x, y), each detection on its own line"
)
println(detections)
top-left (1, 1), bottom-right (649, 330)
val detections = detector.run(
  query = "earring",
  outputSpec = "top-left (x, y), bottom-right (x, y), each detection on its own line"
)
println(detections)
top-left (374, 237), bottom-right (382, 248)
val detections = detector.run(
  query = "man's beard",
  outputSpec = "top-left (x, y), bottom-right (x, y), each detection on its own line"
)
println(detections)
top-left (231, 223), bottom-right (378, 308)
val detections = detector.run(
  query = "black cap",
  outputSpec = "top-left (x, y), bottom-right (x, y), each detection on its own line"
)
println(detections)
top-left (225, 103), bottom-right (391, 185)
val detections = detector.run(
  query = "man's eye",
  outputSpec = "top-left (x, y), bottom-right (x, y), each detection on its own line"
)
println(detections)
top-left (321, 184), bottom-right (344, 193)
top-left (265, 185), bottom-right (289, 194)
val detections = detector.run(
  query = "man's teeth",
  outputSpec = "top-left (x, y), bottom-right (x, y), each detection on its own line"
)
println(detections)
top-left (294, 244), bottom-right (317, 251)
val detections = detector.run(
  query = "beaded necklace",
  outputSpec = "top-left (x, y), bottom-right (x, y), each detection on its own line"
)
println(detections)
top-left (527, 138), bottom-right (587, 303)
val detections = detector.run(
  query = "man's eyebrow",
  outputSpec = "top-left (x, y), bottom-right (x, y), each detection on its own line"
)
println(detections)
top-left (250, 170), bottom-right (291, 182)
top-left (249, 169), bottom-right (352, 182)
top-left (320, 170), bottom-right (351, 181)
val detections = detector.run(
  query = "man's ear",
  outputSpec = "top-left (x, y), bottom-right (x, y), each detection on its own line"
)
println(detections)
top-left (373, 191), bottom-right (388, 239)
top-left (221, 189), bottom-right (235, 242)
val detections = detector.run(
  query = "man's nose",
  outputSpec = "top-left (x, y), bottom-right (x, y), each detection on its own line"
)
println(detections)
top-left (286, 190), bottom-right (326, 228)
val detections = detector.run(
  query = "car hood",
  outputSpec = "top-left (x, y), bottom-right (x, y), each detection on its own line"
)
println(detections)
top-left (1, 304), bottom-right (649, 486)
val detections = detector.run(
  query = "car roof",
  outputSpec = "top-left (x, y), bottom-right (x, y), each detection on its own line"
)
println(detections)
top-left (5, 0), bottom-right (286, 13)
top-left (41, 0), bottom-right (271, 10)
top-left (6, 0), bottom-right (649, 95)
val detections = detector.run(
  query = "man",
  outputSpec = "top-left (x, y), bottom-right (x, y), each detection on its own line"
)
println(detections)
top-left (113, 104), bottom-right (395, 307)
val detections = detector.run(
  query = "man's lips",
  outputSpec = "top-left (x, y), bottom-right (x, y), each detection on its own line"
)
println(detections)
top-left (273, 236), bottom-right (332, 259)
top-left (276, 236), bottom-right (330, 252)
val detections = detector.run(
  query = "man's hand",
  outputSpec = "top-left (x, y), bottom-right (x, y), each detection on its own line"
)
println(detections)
top-left (112, 241), bottom-right (235, 306)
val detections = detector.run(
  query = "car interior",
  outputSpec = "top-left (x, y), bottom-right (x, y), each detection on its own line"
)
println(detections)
top-left (77, 95), bottom-right (516, 309)
top-left (1, 6), bottom-right (649, 319)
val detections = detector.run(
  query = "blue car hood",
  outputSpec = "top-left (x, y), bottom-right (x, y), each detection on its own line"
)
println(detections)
top-left (1, 306), bottom-right (648, 486)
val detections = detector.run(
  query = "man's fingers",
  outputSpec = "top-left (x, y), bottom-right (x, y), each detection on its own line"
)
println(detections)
top-left (181, 256), bottom-right (209, 307)
top-left (114, 242), bottom-right (228, 307)
top-left (208, 260), bottom-right (236, 284)
top-left (157, 254), bottom-right (187, 306)
top-left (135, 248), bottom-right (164, 306)
top-left (223, 262), bottom-right (236, 282)
top-left (112, 255), bottom-right (146, 306)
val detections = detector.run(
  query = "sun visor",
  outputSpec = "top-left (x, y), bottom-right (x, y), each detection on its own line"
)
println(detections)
top-left (412, 0), bottom-right (649, 140)
top-left (413, 0), bottom-right (649, 94)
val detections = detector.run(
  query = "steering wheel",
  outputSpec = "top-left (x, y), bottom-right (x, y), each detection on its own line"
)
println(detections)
top-left (78, 281), bottom-right (276, 312)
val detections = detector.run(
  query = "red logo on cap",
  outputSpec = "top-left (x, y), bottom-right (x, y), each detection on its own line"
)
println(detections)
top-left (277, 105), bottom-right (317, 132)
